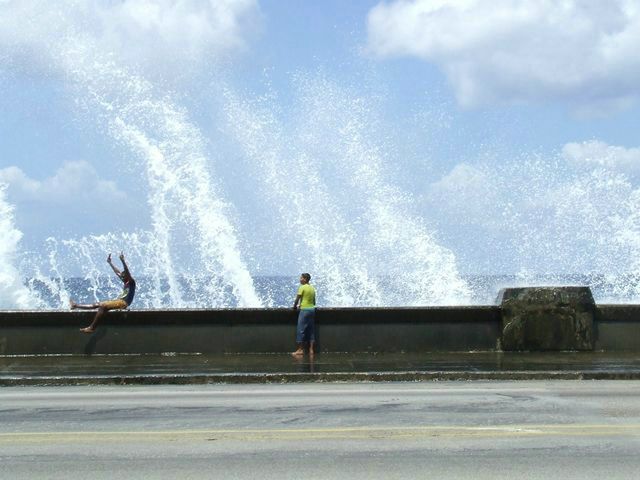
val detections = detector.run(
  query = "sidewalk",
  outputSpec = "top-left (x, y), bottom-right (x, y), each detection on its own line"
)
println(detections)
top-left (2, 351), bottom-right (640, 385)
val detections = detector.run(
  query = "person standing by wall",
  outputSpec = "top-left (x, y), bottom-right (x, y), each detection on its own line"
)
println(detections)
top-left (292, 273), bottom-right (316, 357)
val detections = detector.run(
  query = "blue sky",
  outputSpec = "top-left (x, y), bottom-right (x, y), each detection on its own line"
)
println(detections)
top-left (2, 0), bottom-right (640, 289)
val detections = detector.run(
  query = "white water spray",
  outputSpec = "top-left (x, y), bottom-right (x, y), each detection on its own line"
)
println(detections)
top-left (222, 75), bottom-right (470, 306)
top-left (223, 89), bottom-right (385, 306)
top-left (291, 76), bottom-right (471, 305)
top-left (47, 36), bottom-right (263, 307)
top-left (0, 185), bottom-right (38, 309)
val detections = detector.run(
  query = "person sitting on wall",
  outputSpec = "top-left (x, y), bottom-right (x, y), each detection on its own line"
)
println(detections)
top-left (292, 272), bottom-right (316, 357)
top-left (70, 252), bottom-right (136, 334)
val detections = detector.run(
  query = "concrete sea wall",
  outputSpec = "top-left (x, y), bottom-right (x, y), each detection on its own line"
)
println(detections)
top-left (1, 287), bottom-right (640, 355)
top-left (0, 307), bottom-right (501, 355)
top-left (596, 305), bottom-right (640, 351)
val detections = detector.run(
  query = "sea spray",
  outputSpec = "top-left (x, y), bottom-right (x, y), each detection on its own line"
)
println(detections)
top-left (0, 184), bottom-right (38, 309)
top-left (3, 2), bottom-right (640, 308)
top-left (51, 39), bottom-right (262, 307)
top-left (32, 232), bottom-right (162, 308)
top-left (222, 89), bottom-right (384, 306)
top-left (293, 76), bottom-right (471, 305)
top-left (0, 2), bottom-right (261, 308)
top-left (437, 154), bottom-right (640, 302)
top-left (221, 74), bottom-right (471, 306)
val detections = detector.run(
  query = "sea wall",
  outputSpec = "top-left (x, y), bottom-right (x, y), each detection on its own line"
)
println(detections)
top-left (0, 307), bottom-right (500, 355)
top-left (1, 297), bottom-right (640, 355)
top-left (596, 305), bottom-right (640, 351)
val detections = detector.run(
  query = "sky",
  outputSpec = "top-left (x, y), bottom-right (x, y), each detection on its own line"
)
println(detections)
top-left (2, 0), bottom-right (640, 284)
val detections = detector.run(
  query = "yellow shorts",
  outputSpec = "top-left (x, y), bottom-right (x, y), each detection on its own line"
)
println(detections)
top-left (99, 299), bottom-right (128, 310)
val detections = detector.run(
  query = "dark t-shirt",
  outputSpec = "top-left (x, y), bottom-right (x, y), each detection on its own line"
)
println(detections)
top-left (118, 278), bottom-right (136, 306)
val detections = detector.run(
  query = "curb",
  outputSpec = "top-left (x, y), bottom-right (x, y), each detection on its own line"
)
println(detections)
top-left (3, 370), bottom-right (640, 386)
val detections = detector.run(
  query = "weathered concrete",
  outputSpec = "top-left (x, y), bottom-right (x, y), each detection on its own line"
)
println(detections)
top-left (595, 305), bottom-right (640, 351)
top-left (2, 290), bottom-right (640, 356)
top-left (0, 307), bottom-right (501, 356)
top-left (498, 287), bottom-right (595, 351)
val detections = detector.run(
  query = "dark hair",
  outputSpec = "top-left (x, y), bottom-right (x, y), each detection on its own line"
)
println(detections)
top-left (301, 273), bottom-right (311, 282)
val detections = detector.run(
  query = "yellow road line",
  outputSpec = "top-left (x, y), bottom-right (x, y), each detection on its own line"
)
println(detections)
top-left (2, 424), bottom-right (640, 444)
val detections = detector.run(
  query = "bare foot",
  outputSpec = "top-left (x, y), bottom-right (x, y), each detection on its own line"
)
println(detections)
top-left (291, 349), bottom-right (304, 357)
top-left (79, 327), bottom-right (95, 334)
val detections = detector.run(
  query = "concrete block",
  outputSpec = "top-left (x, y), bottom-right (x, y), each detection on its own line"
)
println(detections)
top-left (498, 287), bottom-right (595, 351)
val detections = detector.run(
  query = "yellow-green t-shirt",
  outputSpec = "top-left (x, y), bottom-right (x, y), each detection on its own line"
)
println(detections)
top-left (297, 284), bottom-right (316, 309)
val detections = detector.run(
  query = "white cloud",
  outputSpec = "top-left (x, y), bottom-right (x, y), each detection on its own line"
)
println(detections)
top-left (562, 140), bottom-right (640, 178)
top-left (0, 160), bottom-right (137, 253)
top-left (367, 0), bottom-right (640, 112)
top-left (0, 0), bottom-right (261, 77)
top-left (0, 160), bottom-right (126, 207)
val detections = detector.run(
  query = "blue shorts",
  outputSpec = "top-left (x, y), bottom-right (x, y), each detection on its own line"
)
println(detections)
top-left (296, 308), bottom-right (316, 343)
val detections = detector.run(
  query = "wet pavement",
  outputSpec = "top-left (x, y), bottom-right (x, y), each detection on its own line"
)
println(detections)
top-left (2, 351), bottom-right (640, 385)
top-left (4, 381), bottom-right (640, 479)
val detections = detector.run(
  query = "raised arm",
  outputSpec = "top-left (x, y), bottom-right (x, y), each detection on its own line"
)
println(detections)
top-left (119, 252), bottom-right (132, 279)
top-left (107, 253), bottom-right (123, 279)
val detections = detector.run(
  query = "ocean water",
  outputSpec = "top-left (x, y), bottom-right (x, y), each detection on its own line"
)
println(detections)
top-left (18, 273), bottom-right (639, 311)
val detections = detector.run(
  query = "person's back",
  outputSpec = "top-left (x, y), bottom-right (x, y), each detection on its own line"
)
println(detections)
top-left (292, 273), bottom-right (317, 356)
top-left (297, 283), bottom-right (316, 309)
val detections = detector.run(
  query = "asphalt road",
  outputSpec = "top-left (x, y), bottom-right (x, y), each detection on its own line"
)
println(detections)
top-left (1, 381), bottom-right (640, 479)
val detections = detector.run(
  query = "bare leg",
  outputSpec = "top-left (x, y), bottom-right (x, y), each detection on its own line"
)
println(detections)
top-left (70, 300), bottom-right (100, 310)
top-left (80, 306), bottom-right (107, 333)
top-left (309, 341), bottom-right (315, 357)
